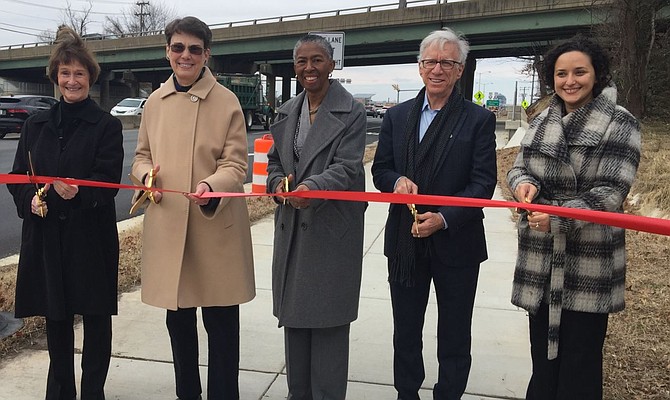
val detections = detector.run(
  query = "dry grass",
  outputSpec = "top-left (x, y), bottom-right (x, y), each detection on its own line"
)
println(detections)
top-left (497, 120), bottom-right (670, 399)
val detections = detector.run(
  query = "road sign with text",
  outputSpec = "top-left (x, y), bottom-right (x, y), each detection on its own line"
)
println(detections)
top-left (309, 31), bottom-right (345, 70)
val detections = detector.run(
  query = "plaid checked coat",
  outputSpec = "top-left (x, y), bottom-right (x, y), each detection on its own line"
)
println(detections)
top-left (507, 85), bottom-right (641, 359)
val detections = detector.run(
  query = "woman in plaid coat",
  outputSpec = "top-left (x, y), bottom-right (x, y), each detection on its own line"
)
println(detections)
top-left (507, 38), bottom-right (641, 399)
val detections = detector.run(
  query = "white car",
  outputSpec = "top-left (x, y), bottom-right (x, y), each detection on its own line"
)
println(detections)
top-left (110, 97), bottom-right (146, 116)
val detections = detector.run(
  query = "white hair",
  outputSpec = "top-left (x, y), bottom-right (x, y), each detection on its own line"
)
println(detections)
top-left (418, 28), bottom-right (470, 64)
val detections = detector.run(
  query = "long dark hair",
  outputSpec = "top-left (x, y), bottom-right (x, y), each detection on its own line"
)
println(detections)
top-left (543, 36), bottom-right (611, 98)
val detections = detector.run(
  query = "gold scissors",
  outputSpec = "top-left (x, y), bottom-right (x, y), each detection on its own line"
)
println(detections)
top-left (281, 176), bottom-right (289, 205)
top-left (27, 151), bottom-right (46, 218)
top-left (129, 168), bottom-right (158, 215)
top-left (410, 203), bottom-right (418, 226)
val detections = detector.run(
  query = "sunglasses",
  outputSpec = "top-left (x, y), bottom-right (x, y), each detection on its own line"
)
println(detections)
top-left (169, 43), bottom-right (205, 55)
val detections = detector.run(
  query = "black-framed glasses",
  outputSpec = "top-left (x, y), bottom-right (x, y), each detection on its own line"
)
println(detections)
top-left (419, 59), bottom-right (461, 70)
top-left (169, 43), bottom-right (205, 55)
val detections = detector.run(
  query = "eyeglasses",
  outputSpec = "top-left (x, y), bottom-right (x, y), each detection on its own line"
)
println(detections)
top-left (169, 43), bottom-right (205, 56)
top-left (419, 59), bottom-right (461, 70)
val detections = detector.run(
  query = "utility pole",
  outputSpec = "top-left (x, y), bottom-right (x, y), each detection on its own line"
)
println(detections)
top-left (136, 1), bottom-right (150, 35)
top-left (512, 81), bottom-right (518, 121)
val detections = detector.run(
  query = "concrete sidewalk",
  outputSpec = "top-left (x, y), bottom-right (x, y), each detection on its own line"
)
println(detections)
top-left (0, 163), bottom-right (531, 400)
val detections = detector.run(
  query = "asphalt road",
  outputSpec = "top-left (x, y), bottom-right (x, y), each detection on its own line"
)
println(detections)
top-left (0, 118), bottom-right (382, 259)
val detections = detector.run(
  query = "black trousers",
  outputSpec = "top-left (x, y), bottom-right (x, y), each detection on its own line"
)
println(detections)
top-left (166, 305), bottom-right (240, 400)
top-left (284, 324), bottom-right (351, 400)
top-left (526, 303), bottom-right (609, 400)
top-left (45, 314), bottom-right (112, 400)
top-left (390, 253), bottom-right (480, 400)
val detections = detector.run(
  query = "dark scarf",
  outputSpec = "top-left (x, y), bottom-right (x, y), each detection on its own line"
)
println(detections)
top-left (54, 96), bottom-right (94, 149)
top-left (389, 86), bottom-right (464, 286)
top-left (173, 67), bottom-right (206, 92)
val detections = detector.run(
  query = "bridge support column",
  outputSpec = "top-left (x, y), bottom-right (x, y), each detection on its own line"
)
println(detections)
top-left (269, 63), bottom-right (296, 105)
top-left (462, 55), bottom-right (476, 103)
top-left (259, 64), bottom-right (276, 109)
top-left (99, 70), bottom-right (114, 111)
top-left (266, 75), bottom-right (276, 110)
top-left (122, 70), bottom-right (140, 97)
top-left (207, 56), bottom-right (224, 74)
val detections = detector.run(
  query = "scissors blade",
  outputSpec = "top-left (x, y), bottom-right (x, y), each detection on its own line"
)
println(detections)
top-left (27, 150), bottom-right (46, 217)
top-left (128, 170), bottom-right (156, 214)
top-left (128, 173), bottom-right (144, 187)
top-left (282, 176), bottom-right (289, 205)
top-left (129, 191), bottom-right (150, 215)
top-left (27, 151), bottom-right (40, 192)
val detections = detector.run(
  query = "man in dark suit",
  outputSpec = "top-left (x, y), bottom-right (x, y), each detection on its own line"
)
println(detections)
top-left (372, 28), bottom-right (497, 400)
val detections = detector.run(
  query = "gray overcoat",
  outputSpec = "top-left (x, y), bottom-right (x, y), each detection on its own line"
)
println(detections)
top-left (266, 80), bottom-right (367, 328)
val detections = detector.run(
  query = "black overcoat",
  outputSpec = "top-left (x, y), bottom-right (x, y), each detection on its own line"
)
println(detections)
top-left (7, 98), bottom-right (123, 320)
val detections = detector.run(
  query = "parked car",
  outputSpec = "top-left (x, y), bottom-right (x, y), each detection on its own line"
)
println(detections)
top-left (378, 106), bottom-right (391, 118)
top-left (110, 97), bottom-right (147, 117)
top-left (0, 95), bottom-right (58, 139)
top-left (365, 104), bottom-right (379, 118)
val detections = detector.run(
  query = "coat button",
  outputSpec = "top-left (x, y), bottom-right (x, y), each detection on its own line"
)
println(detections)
top-left (301, 222), bottom-right (307, 230)
top-left (58, 212), bottom-right (67, 221)
top-left (280, 223), bottom-right (284, 230)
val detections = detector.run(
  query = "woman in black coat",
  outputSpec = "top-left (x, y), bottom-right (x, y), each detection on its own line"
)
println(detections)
top-left (7, 27), bottom-right (123, 400)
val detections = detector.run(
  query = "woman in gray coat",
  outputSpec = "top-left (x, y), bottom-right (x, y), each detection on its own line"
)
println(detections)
top-left (266, 34), bottom-right (366, 399)
top-left (507, 37), bottom-right (641, 399)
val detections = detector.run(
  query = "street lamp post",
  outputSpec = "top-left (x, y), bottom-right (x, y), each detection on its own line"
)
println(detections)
top-left (477, 70), bottom-right (491, 93)
top-left (392, 84), bottom-right (420, 104)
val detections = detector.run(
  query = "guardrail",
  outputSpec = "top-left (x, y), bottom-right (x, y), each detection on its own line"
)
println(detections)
top-left (0, 0), bottom-right (445, 50)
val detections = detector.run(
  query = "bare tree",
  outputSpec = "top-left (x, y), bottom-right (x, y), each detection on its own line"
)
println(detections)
top-left (595, 0), bottom-right (670, 118)
top-left (63, 0), bottom-right (93, 36)
top-left (103, 1), bottom-right (178, 37)
top-left (36, 1), bottom-right (94, 42)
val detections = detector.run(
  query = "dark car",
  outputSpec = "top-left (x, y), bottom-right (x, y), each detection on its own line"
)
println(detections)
top-left (0, 95), bottom-right (58, 139)
top-left (365, 104), bottom-right (379, 118)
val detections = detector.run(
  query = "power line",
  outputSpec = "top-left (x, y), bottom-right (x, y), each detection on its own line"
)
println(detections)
top-left (0, 9), bottom-right (61, 22)
top-left (2, 0), bottom-right (125, 15)
top-left (0, 26), bottom-right (38, 37)
top-left (0, 22), bottom-right (48, 32)
top-left (83, 0), bottom-right (135, 4)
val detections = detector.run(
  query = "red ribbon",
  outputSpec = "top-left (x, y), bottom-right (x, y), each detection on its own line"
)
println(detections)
top-left (3, 173), bottom-right (669, 236)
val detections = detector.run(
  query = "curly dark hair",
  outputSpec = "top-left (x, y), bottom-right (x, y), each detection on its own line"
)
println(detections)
top-left (47, 25), bottom-right (100, 85)
top-left (543, 36), bottom-right (611, 98)
top-left (165, 16), bottom-right (212, 49)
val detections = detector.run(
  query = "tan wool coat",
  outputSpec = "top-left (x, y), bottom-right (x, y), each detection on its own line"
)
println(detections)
top-left (132, 68), bottom-right (255, 310)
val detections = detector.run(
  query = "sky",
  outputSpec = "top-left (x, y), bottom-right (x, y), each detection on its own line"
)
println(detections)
top-left (0, 0), bottom-right (536, 104)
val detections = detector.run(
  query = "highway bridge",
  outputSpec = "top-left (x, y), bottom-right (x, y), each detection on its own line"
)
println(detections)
top-left (0, 0), bottom-right (609, 109)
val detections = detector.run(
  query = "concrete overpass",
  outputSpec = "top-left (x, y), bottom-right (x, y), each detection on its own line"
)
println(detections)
top-left (0, 0), bottom-right (608, 109)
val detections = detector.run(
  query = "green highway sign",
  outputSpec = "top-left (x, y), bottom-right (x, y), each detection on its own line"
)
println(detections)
top-left (486, 99), bottom-right (500, 107)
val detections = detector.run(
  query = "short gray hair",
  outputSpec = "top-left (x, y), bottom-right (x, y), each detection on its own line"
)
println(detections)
top-left (293, 34), bottom-right (334, 62)
top-left (418, 28), bottom-right (470, 64)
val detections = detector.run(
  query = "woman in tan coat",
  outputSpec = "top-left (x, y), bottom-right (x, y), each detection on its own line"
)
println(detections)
top-left (131, 16), bottom-right (254, 400)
